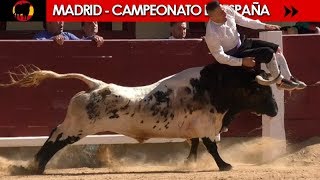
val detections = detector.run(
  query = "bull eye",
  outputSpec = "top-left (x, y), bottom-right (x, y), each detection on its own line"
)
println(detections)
top-left (256, 87), bottom-right (260, 91)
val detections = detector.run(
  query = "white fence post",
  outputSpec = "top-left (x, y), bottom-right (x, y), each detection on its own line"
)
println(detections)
top-left (259, 31), bottom-right (286, 161)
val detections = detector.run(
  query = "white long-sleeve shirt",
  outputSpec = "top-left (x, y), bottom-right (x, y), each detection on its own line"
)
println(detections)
top-left (205, 5), bottom-right (266, 66)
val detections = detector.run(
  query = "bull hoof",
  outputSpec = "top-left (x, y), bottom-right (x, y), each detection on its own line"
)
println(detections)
top-left (218, 163), bottom-right (232, 171)
top-left (26, 160), bottom-right (45, 175)
top-left (184, 157), bottom-right (196, 164)
top-left (33, 168), bottom-right (45, 175)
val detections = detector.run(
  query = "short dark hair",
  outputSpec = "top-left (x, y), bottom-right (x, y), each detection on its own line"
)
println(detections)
top-left (170, 22), bottom-right (186, 27)
top-left (206, 1), bottom-right (220, 13)
top-left (170, 22), bottom-right (179, 27)
top-left (81, 22), bottom-right (98, 27)
top-left (170, 22), bottom-right (178, 27)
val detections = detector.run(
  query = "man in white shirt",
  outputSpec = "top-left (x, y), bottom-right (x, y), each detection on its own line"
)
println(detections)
top-left (169, 22), bottom-right (187, 39)
top-left (205, 1), bottom-right (306, 91)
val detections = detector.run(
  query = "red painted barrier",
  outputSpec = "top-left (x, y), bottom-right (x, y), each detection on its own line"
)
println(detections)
top-left (283, 35), bottom-right (320, 141)
top-left (0, 37), bottom-right (318, 140)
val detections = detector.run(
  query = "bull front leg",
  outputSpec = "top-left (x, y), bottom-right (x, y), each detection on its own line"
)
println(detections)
top-left (185, 138), bottom-right (199, 163)
top-left (202, 137), bottom-right (232, 171)
top-left (185, 110), bottom-right (238, 164)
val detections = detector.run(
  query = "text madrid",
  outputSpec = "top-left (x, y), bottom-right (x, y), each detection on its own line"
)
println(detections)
top-left (52, 3), bottom-right (270, 17)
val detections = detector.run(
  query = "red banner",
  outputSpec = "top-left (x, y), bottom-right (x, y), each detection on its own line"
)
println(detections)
top-left (46, 0), bottom-right (319, 22)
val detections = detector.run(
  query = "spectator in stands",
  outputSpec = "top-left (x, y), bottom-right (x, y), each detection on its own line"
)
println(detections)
top-left (169, 22), bottom-right (187, 39)
top-left (281, 22), bottom-right (320, 34)
top-left (33, 21), bottom-right (79, 45)
top-left (280, 26), bottom-right (299, 34)
top-left (295, 22), bottom-right (320, 34)
top-left (81, 22), bottom-right (104, 47)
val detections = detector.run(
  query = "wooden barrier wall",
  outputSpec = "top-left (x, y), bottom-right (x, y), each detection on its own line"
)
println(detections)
top-left (0, 37), bottom-right (319, 141)
top-left (282, 35), bottom-right (320, 141)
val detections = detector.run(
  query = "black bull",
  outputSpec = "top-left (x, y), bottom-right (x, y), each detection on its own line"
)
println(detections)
top-left (14, 3), bottom-right (30, 20)
top-left (186, 64), bottom-right (278, 163)
top-left (0, 63), bottom-right (278, 173)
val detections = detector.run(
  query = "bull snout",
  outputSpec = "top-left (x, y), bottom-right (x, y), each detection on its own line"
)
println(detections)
top-left (266, 107), bottom-right (278, 117)
top-left (265, 101), bottom-right (278, 117)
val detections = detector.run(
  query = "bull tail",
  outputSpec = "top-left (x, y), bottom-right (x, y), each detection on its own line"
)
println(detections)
top-left (0, 64), bottom-right (103, 90)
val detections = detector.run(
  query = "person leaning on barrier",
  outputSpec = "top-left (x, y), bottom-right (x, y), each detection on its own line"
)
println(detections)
top-left (281, 22), bottom-right (320, 34)
top-left (169, 22), bottom-right (187, 39)
top-left (280, 26), bottom-right (299, 34)
top-left (81, 22), bottom-right (104, 47)
top-left (33, 21), bottom-right (79, 45)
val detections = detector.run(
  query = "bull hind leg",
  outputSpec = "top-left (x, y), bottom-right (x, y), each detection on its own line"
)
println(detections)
top-left (30, 123), bottom-right (87, 174)
top-left (30, 99), bottom-right (91, 174)
top-left (202, 137), bottom-right (232, 171)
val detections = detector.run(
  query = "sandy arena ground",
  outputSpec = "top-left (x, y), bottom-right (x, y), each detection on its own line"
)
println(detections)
top-left (0, 137), bottom-right (319, 180)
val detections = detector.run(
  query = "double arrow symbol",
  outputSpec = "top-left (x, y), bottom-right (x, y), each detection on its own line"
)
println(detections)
top-left (284, 6), bottom-right (298, 17)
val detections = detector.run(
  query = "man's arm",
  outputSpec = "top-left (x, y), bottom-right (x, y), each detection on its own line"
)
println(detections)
top-left (230, 6), bottom-right (280, 30)
top-left (65, 32), bottom-right (80, 40)
top-left (232, 8), bottom-right (266, 30)
top-left (33, 31), bottom-right (48, 40)
top-left (33, 31), bottom-right (65, 45)
top-left (205, 33), bottom-right (243, 66)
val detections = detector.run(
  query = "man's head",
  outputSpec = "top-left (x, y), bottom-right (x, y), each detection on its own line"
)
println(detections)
top-left (206, 1), bottom-right (227, 24)
top-left (43, 21), bottom-right (64, 35)
top-left (81, 22), bottom-right (99, 37)
top-left (170, 22), bottom-right (187, 39)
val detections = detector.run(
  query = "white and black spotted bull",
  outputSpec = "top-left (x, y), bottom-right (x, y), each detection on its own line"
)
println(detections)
top-left (0, 63), bottom-right (279, 174)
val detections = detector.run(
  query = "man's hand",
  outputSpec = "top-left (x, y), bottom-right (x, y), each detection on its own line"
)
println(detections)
top-left (265, 24), bottom-right (281, 30)
top-left (242, 57), bottom-right (256, 67)
top-left (92, 35), bottom-right (104, 47)
top-left (53, 34), bottom-right (65, 45)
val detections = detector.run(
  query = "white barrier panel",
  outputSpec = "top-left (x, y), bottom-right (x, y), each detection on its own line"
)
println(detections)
top-left (0, 135), bottom-right (185, 147)
top-left (259, 31), bottom-right (286, 161)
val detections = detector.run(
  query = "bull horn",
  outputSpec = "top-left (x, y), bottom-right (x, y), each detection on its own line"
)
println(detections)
top-left (255, 72), bottom-right (281, 86)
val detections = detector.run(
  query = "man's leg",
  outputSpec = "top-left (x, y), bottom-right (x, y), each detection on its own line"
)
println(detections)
top-left (265, 53), bottom-right (282, 83)
top-left (251, 40), bottom-right (306, 89)
top-left (251, 40), bottom-right (291, 79)
top-left (275, 49), bottom-right (307, 89)
top-left (237, 47), bottom-right (298, 90)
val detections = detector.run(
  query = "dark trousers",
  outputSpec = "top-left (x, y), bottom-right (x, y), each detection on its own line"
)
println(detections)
top-left (227, 39), bottom-right (279, 64)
